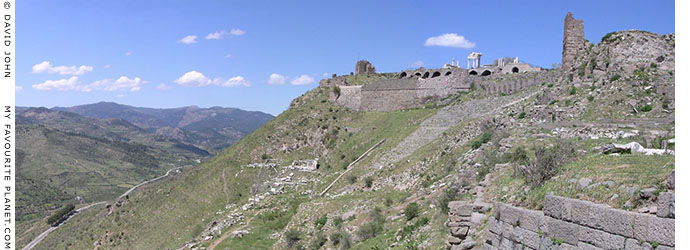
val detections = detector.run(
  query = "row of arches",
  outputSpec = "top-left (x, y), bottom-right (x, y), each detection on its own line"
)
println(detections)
top-left (399, 70), bottom-right (453, 79)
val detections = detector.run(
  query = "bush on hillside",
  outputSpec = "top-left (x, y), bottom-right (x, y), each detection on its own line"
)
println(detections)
top-left (404, 202), bottom-right (419, 221)
top-left (46, 204), bottom-right (75, 225)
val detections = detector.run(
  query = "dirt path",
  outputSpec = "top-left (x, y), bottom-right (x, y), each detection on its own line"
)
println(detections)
top-left (207, 212), bottom-right (258, 250)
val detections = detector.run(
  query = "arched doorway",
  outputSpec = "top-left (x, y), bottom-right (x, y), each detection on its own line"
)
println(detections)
top-left (422, 72), bottom-right (430, 79)
top-left (431, 71), bottom-right (441, 78)
top-left (399, 72), bottom-right (407, 78)
top-left (481, 70), bottom-right (491, 76)
top-left (469, 70), bottom-right (478, 76)
top-left (512, 67), bottom-right (519, 73)
top-left (445, 71), bottom-right (452, 76)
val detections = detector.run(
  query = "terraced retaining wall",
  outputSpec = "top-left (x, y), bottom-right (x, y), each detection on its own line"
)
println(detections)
top-left (484, 194), bottom-right (675, 250)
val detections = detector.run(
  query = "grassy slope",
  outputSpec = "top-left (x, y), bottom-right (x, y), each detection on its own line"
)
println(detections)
top-left (35, 86), bottom-right (439, 249)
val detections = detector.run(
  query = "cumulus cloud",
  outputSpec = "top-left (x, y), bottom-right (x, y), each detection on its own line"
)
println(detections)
top-left (32, 76), bottom-right (146, 92)
top-left (225, 53), bottom-right (232, 58)
top-left (424, 33), bottom-right (475, 48)
top-left (205, 29), bottom-right (246, 40)
top-left (125, 51), bottom-right (132, 56)
top-left (217, 76), bottom-right (250, 87)
top-left (31, 61), bottom-right (93, 75)
top-left (174, 71), bottom-right (212, 86)
top-left (32, 76), bottom-right (81, 91)
top-left (175, 71), bottom-right (250, 87)
top-left (267, 73), bottom-right (287, 85)
top-left (410, 60), bottom-right (424, 68)
top-left (290, 75), bottom-right (315, 85)
top-left (178, 35), bottom-right (198, 44)
top-left (85, 76), bottom-right (144, 92)
top-left (104, 65), bottom-right (112, 69)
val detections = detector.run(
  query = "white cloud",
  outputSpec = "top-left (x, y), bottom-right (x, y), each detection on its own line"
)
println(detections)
top-left (86, 76), bottom-right (145, 92)
top-left (32, 76), bottom-right (146, 92)
top-left (157, 83), bottom-right (171, 90)
top-left (175, 71), bottom-right (212, 86)
top-left (117, 94), bottom-right (125, 98)
top-left (205, 32), bottom-right (222, 40)
top-left (175, 71), bottom-right (250, 87)
top-left (229, 29), bottom-right (246, 36)
top-left (205, 29), bottom-right (246, 40)
top-left (31, 61), bottom-right (93, 75)
top-left (225, 53), bottom-right (232, 58)
top-left (424, 33), bottom-right (475, 49)
top-left (291, 75), bottom-right (315, 85)
top-left (104, 65), bottom-right (112, 69)
top-left (178, 35), bottom-right (198, 44)
top-left (125, 51), bottom-right (132, 56)
top-left (411, 60), bottom-right (424, 68)
top-left (15, 85), bottom-right (22, 91)
top-left (268, 73), bottom-right (287, 85)
top-left (217, 76), bottom-right (250, 87)
top-left (32, 76), bottom-right (81, 91)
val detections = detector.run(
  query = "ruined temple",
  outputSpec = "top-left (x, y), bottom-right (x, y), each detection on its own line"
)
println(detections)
top-left (562, 12), bottom-right (585, 75)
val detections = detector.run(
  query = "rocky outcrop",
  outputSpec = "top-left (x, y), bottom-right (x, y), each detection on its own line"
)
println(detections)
top-left (446, 201), bottom-right (475, 249)
top-left (485, 195), bottom-right (675, 249)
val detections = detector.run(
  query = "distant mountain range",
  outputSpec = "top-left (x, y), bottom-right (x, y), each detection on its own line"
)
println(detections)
top-left (40, 102), bottom-right (274, 153)
top-left (15, 103), bottom-right (273, 224)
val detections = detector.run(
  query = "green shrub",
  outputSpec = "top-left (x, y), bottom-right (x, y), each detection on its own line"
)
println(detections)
top-left (285, 228), bottom-right (302, 248)
top-left (438, 186), bottom-right (461, 213)
top-left (517, 112), bottom-right (526, 119)
top-left (610, 74), bottom-right (621, 82)
top-left (404, 202), bottom-right (420, 221)
top-left (517, 141), bottom-right (575, 186)
top-left (639, 105), bottom-right (653, 112)
top-left (333, 85), bottom-right (341, 97)
top-left (329, 231), bottom-right (342, 246)
top-left (547, 83), bottom-right (553, 88)
top-left (364, 176), bottom-right (374, 188)
top-left (587, 95), bottom-right (594, 102)
top-left (347, 175), bottom-right (357, 184)
top-left (333, 216), bottom-right (344, 229)
top-left (471, 129), bottom-right (493, 149)
top-left (46, 204), bottom-right (75, 225)
top-left (401, 217), bottom-right (430, 238)
top-left (569, 87), bottom-right (576, 95)
top-left (384, 196), bottom-right (393, 207)
top-left (309, 232), bottom-right (327, 249)
top-left (650, 63), bottom-right (658, 68)
top-left (314, 214), bottom-right (328, 230)
top-left (549, 100), bottom-right (558, 105)
top-left (357, 208), bottom-right (384, 240)
top-left (261, 153), bottom-right (270, 160)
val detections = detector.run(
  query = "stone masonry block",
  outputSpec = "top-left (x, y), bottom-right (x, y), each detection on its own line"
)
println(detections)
top-left (512, 226), bottom-right (541, 249)
top-left (484, 231), bottom-right (501, 247)
top-left (544, 195), bottom-right (571, 220)
top-left (597, 207), bottom-right (635, 238)
top-left (546, 217), bottom-right (580, 246)
top-left (578, 225), bottom-right (625, 249)
top-left (518, 208), bottom-right (547, 233)
top-left (647, 216), bottom-right (675, 246)
top-left (488, 217), bottom-right (500, 234)
top-left (624, 239), bottom-right (652, 250)
top-left (499, 203), bottom-right (521, 226)
top-left (657, 192), bottom-right (674, 218)
top-left (577, 242), bottom-right (604, 250)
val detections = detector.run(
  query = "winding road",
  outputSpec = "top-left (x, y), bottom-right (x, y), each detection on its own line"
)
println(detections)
top-left (21, 165), bottom-right (190, 250)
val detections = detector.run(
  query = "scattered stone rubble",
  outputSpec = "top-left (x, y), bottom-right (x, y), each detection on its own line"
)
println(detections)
top-left (602, 141), bottom-right (674, 155)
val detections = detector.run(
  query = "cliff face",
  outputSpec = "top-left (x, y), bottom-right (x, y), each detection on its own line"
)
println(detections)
top-left (565, 30), bottom-right (675, 83)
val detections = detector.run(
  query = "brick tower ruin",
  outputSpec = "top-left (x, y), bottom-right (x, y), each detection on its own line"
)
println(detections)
top-left (562, 12), bottom-right (585, 74)
top-left (355, 60), bottom-right (376, 75)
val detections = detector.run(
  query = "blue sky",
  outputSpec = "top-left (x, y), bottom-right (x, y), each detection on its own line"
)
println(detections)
top-left (18, 1), bottom-right (675, 115)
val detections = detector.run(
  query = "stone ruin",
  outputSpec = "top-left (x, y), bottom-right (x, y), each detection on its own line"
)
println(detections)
top-left (562, 12), bottom-right (586, 76)
top-left (320, 58), bottom-right (553, 112)
top-left (446, 201), bottom-right (476, 249)
top-left (355, 60), bottom-right (376, 75)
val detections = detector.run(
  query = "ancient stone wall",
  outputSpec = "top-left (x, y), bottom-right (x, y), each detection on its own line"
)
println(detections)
top-left (330, 85), bottom-right (361, 110)
top-left (484, 195), bottom-right (675, 250)
top-left (562, 12), bottom-right (585, 75)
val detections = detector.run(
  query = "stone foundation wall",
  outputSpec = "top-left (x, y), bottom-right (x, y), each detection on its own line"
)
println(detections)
top-left (331, 85), bottom-right (362, 110)
top-left (484, 195), bottom-right (675, 250)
